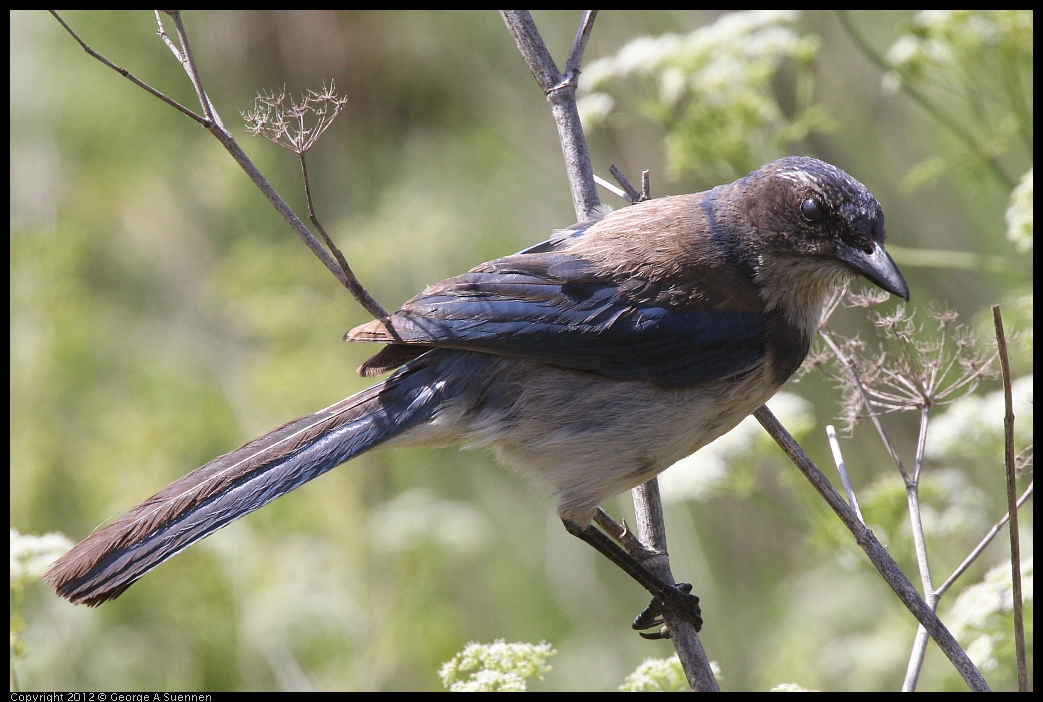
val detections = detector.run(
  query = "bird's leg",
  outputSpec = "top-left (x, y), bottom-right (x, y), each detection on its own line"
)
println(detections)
top-left (561, 518), bottom-right (702, 633)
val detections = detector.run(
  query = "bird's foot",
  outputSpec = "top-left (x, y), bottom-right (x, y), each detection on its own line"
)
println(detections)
top-left (633, 581), bottom-right (701, 638)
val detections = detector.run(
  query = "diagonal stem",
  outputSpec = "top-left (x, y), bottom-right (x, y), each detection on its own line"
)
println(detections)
top-left (754, 406), bottom-right (989, 691)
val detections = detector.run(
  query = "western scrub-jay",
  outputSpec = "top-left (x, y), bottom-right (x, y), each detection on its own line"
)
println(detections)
top-left (47, 156), bottom-right (909, 628)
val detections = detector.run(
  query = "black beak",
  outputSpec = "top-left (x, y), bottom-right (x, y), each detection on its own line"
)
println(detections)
top-left (833, 240), bottom-right (910, 301)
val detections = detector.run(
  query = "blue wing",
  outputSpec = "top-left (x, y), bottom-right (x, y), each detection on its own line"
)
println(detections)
top-left (349, 234), bottom-right (767, 389)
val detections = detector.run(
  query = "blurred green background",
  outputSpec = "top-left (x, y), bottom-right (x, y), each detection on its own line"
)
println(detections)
top-left (10, 10), bottom-right (1032, 691)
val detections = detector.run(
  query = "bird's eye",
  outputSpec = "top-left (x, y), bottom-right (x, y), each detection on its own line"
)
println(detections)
top-left (800, 197), bottom-right (823, 223)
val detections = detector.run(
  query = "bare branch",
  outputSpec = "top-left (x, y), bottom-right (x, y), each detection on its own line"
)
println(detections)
top-left (499, 11), bottom-right (562, 92)
top-left (631, 480), bottom-right (720, 693)
top-left (608, 164), bottom-right (640, 202)
top-left (501, 10), bottom-right (716, 690)
top-left (905, 479), bottom-right (1034, 690)
top-left (992, 305), bottom-right (1028, 691)
top-left (153, 11), bottom-right (184, 64)
top-left (167, 11), bottom-right (216, 125)
top-left (50, 11), bottom-right (386, 321)
top-left (299, 153), bottom-right (387, 320)
top-left (592, 508), bottom-right (658, 561)
top-left (825, 425), bottom-right (864, 524)
top-left (49, 11), bottom-right (207, 125)
top-left (899, 407), bottom-right (938, 690)
top-left (593, 174), bottom-right (630, 202)
top-left (500, 10), bottom-right (600, 221)
top-left (936, 481), bottom-right (1033, 598)
top-left (564, 10), bottom-right (598, 77)
top-left (754, 406), bottom-right (990, 691)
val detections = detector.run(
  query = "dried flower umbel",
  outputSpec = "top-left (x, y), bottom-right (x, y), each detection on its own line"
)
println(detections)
top-left (809, 291), bottom-right (997, 433)
top-left (243, 82), bottom-right (349, 155)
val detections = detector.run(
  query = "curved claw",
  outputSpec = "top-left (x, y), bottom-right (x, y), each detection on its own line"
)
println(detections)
top-left (639, 626), bottom-right (671, 640)
top-left (633, 581), bottom-right (702, 634)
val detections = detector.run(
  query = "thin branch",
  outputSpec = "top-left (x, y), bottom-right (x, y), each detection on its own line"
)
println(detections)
top-left (608, 164), bottom-right (640, 202)
top-left (153, 11), bottom-right (185, 64)
top-left (499, 11), bottom-right (562, 92)
top-left (211, 128), bottom-right (373, 308)
top-left (167, 11), bottom-right (217, 126)
top-left (992, 305), bottom-right (1028, 692)
top-left (604, 166), bottom-right (652, 205)
top-left (502, 10), bottom-right (715, 691)
top-left (820, 330), bottom-right (913, 484)
top-left (50, 11), bottom-right (386, 321)
top-left (753, 406), bottom-right (990, 691)
top-left (299, 154), bottom-right (387, 319)
top-left (564, 10), bottom-right (598, 78)
top-left (49, 11), bottom-right (207, 125)
top-left (593, 174), bottom-right (630, 201)
top-left (592, 508), bottom-right (658, 561)
top-left (908, 406), bottom-right (936, 600)
top-left (631, 480), bottom-right (720, 693)
top-left (936, 481), bottom-right (1033, 598)
top-left (500, 10), bottom-right (600, 221)
top-left (904, 481), bottom-right (1035, 691)
top-left (825, 425), bottom-right (864, 524)
top-left (901, 406), bottom-right (936, 691)
top-left (903, 624), bottom-right (932, 691)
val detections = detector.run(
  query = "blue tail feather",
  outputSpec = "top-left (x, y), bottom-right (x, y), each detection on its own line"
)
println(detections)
top-left (46, 351), bottom-right (457, 605)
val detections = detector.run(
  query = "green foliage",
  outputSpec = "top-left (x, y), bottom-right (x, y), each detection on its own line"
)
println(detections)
top-left (439, 640), bottom-right (556, 691)
top-left (882, 10), bottom-right (1033, 187)
top-left (578, 10), bottom-right (829, 184)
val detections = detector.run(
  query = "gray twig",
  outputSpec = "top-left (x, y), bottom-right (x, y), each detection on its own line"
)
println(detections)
top-left (49, 11), bottom-right (206, 124)
top-left (992, 305), bottom-right (1028, 691)
top-left (500, 10), bottom-right (600, 222)
top-left (51, 10), bottom-right (386, 321)
top-left (502, 10), bottom-right (717, 692)
top-left (608, 164), bottom-right (640, 203)
top-left (937, 481), bottom-right (1033, 599)
top-left (825, 425), bottom-right (864, 524)
top-left (754, 406), bottom-right (990, 691)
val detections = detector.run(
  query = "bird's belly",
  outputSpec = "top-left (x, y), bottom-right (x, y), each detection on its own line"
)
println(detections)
top-left (398, 353), bottom-right (781, 525)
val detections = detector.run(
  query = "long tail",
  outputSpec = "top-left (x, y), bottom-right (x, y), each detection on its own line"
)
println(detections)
top-left (45, 351), bottom-right (456, 605)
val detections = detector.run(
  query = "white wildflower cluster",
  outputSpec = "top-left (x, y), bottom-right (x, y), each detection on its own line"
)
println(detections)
top-left (1006, 168), bottom-right (1033, 252)
top-left (10, 528), bottom-right (73, 586)
top-left (925, 375), bottom-right (1033, 462)
top-left (884, 10), bottom-right (1033, 90)
top-left (619, 653), bottom-right (705, 692)
top-left (947, 557), bottom-right (1033, 672)
top-left (439, 640), bottom-right (556, 692)
top-left (578, 11), bottom-right (822, 181)
top-left (771, 682), bottom-right (819, 692)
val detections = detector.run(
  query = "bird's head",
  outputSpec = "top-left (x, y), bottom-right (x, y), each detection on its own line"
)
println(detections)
top-left (724, 156), bottom-right (909, 327)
